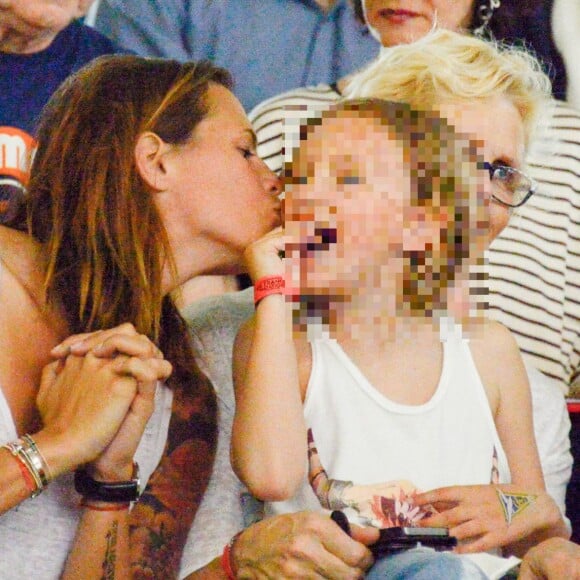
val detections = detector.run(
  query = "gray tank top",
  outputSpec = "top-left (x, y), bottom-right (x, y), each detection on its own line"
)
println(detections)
top-left (0, 260), bottom-right (173, 578)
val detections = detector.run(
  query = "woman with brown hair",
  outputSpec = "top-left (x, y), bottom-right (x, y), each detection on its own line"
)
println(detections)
top-left (0, 54), bottom-right (282, 578)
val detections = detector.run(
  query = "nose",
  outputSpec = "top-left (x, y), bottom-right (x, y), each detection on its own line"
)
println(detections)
top-left (262, 162), bottom-right (282, 197)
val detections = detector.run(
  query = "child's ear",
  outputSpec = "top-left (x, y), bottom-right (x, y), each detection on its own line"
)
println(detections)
top-left (134, 132), bottom-right (171, 191)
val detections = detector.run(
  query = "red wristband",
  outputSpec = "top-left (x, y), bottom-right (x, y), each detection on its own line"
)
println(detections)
top-left (254, 275), bottom-right (285, 305)
top-left (80, 497), bottom-right (130, 511)
top-left (1, 445), bottom-right (39, 496)
top-left (16, 456), bottom-right (38, 495)
top-left (221, 532), bottom-right (242, 579)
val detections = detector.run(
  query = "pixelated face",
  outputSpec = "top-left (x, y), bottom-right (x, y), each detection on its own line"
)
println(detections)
top-left (0, 1), bottom-right (94, 53)
top-left (285, 112), bottom-right (408, 299)
top-left (284, 106), bottom-right (483, 317)
top-left (363, 1), bottom-right (475, 47)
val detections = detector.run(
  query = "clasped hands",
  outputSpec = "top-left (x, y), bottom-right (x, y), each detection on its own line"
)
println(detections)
top-left (38, 323), bottom-right (172, 481)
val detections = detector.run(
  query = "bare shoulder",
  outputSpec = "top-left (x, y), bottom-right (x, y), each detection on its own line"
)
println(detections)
top-left (0, 228), bottom-right (64, 432)
top-left (0, 225), bottom-right (45, 298)
top-left (469, 319), bottom-right (527, 415)
top-left (0, 226), bottom-right (66, 343)
top-left (468, 318), bottom-right (521, 363)
top-left (0, 224), bottom-right (40, 260)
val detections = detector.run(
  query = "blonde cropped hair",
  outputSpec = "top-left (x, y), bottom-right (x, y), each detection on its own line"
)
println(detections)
top-left (343, 29), bottom-right (552, 145)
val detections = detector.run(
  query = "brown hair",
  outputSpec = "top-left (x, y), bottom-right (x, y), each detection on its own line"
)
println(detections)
top-left (26, 54), bottom-right (232, 396)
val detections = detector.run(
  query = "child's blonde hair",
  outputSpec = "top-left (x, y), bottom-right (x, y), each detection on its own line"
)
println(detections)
top-left (343, 29), bottom-right (552, 145)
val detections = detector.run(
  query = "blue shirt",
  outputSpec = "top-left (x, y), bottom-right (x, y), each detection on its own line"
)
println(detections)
top-left (95, 0), bottom-right (379, 112)
top-left (0, 20), bottom-right (121, 224)
top-left (0, 20), bottom-right (121, 135)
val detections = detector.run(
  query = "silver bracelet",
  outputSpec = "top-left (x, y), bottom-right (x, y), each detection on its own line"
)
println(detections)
top-left (2, 435), bottom-right (52, 497)
top-left (22, 434), bottom-right (52, 484)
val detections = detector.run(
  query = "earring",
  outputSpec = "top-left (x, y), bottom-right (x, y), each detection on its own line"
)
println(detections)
top-left (473, 0), bottom-right (502, 36)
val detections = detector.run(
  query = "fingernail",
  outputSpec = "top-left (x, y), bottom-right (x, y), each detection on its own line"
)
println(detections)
top-left (114, 357), bottom-right (127, 371)
top-left (69, 341), bottom-right (87, 353)
top-left (51, 344), bottom-right (69, 355)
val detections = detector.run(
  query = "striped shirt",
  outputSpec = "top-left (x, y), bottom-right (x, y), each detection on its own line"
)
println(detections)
top-left (250, 88), bottom-right (580, 395)
top-left (489, 102), bottom-right (580, 395)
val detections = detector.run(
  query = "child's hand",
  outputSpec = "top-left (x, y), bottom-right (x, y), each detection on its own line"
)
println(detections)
top-left (414, 484), bottom-right (563, 554)
top-left (243, 226), bottom-right (287, 282)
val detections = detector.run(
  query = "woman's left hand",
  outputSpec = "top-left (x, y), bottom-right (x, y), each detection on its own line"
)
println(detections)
top-left (50, 324), bottom-right (172, 481)
top-left (50, 322), bottom-right (164, 360)
top-left (414, 485), bottom-right (562, 553)
top-left (88, 349), bottom-right (171, 482)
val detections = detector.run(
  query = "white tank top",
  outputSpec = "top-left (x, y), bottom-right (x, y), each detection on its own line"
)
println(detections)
top-left (267, 325), bottom-right (511, 519)
top-left (0, 258), bottom-right (174, 578)
top-left (266, 327), bottom-right (520, 577)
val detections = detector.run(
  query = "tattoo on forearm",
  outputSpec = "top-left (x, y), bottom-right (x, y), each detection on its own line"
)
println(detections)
top-left (129, 378), bottom-right (217, 579)
top-left (101, 521), bottom-right (119, 580)
top-left (496, 489), bottom-right (537, 525)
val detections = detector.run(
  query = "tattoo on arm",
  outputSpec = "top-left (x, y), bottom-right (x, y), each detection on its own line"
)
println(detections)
top-left (129, 376), bottom-right (217, 578)
top-left (101, 521), bottom-right (119, 580)
top-left (496, 489), bottom-right (537, 525)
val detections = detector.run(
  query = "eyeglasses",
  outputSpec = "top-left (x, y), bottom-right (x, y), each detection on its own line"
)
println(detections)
top-left (482, 162), bottom-right (537, 208)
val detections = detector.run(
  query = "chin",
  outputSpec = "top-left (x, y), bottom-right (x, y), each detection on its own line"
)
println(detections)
top-left (378, 26), bottom-right (430, 47)
top-left (211, 266), bottom-right (242, 276)
top-left (247, 224), bottom-right (279, 246)
top-left (206, 259), bottom-right (245, 276)
top-left (201, 247), bottom-right (245, 276)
